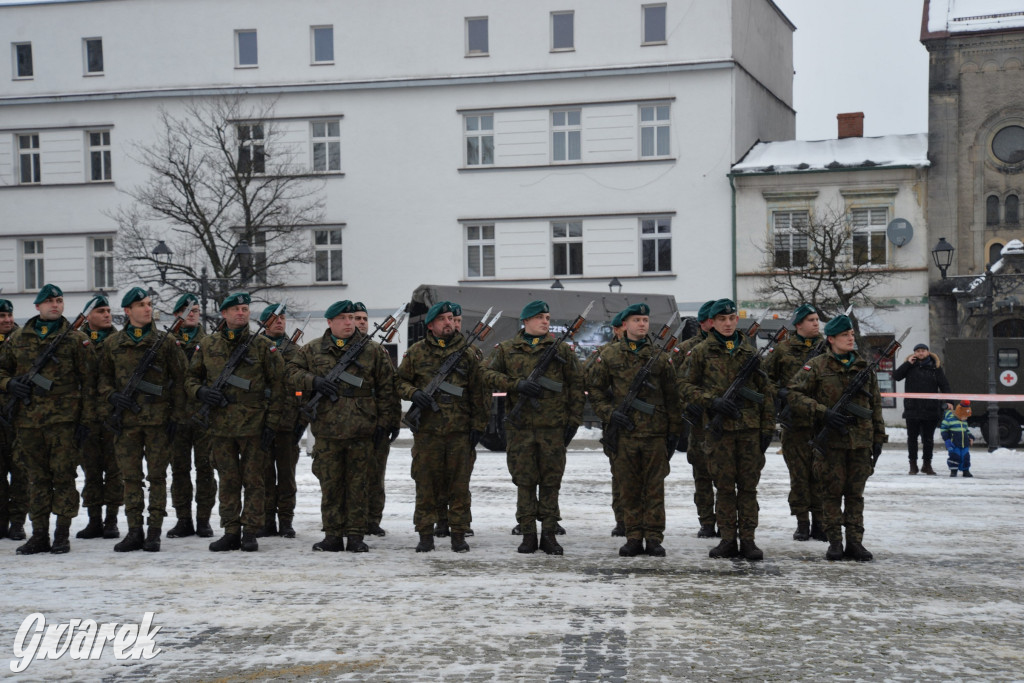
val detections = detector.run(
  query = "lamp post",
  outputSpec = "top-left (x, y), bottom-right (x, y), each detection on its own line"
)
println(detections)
top-left (150, 240), bottom-right (256, 329)
top-left (550, 279), bottom-right (564, 290)
top-left (608, 277), bottom-right (623, 293)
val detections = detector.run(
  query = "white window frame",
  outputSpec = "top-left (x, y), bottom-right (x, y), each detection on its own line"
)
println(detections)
top-left (464, 114), bottom-right (494, 166)
top-left (552, 221), bottom-right (583, 277)
top-left (465, 224), bottom-right (495, 279)
top-left (466, 17), bottom-right (489, 56)
top-left (91, 236), bottom-right (115, 289)
top-left (551, 11), bottom-right (575, 52)
top-left (18, 133), bottom-right (41, 185)
top-left (639, 103), bottom-right (671, 158)
top-left (22, 239), bottom-right (44, 292)
top-left (311, 25), bottom-right (334, 65)
top-left (13, 42), bottom-right (33, 79)
top-left (236, 123), bottom-right (265, 174)
top-left (850, 206), bottom-right (889, 267)
top-left (640, 217), bottom-right (672, 273)
top-left (235, 29), bottom-right (258, 68)
top-left (311, 120), bottom-right (341, 173)
top-left (83, 37), bottom-right (103, 75)
top-left (642, 4), bottom-right (667, 45)
top-left (552, 109), bottom-right (581, 163)
top-left (87, 130), bottom-right (112, 182)
top-left (313, 227), bottom-right (344, 283)
top-left (771, 210), bottom-right (810, 269)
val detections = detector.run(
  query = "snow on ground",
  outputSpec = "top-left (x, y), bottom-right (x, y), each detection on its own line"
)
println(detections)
top-left (2, 440), bottom-right (1023, 681)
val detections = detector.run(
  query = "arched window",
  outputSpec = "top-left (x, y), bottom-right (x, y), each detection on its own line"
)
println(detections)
top-left (1006, 194), bottom-right (1020, 224)
top-left (987, 195), bottom-right (1001, 225)
top-left (990, 242), bottom-right (1006, 265)
top-left (994, 318), bottom-right (1024, 337)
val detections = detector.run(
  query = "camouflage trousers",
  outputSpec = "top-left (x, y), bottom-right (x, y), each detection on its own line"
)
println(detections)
top-left (781, 427), bottom-right (822, 521)
top-left (604, 446), bottom-right (623, 524)
top-left (369, 440), bottom-right (390, 527)
top-left (610, 435), bottom-right (671, 542)
top-left (1, 429), bottom-right (29, 526)
top-left (412, 432), bottom-right (473, 534)
top-left (685, 424), bottom-right (716, 527)
top-left (435, 447), bottom-right (476, 526)
top-left (813, 447), bottom-right (872, 544)
top-left (14, 424), bottom-right (80, 532)
top-left (311, 437), bottom-right (371, 537)
top-left (114, 425), bottom-right (172, 529)
top-left (705, 430), bottom-right (765, 541)
top-left (209, 436), bottom-right (264, 535)
top-left (264, 431), bottom-right (299, 524)
top-left (170, 426), bottom-right (217, 522)
top-left (506, 428), bottom-right (566, 534)
top-left (80, 423), bottom-right (123, 509)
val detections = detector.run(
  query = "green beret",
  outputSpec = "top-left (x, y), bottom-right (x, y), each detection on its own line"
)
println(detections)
top-left (33, 284), bottom-right (63, 305)
top-left (792, 303), bottom-right (816, 326)
top-left (173, 293), bottom-right (199, 315)
top-left (260, 303), bottom-right (285, 322)
top-left (621, 303), bottom-right (650, 321)
top-left (0, 299), bottom-right (12, 314)
top-left (425, 301), bottom-right (455, 325)
top-left (611, 310), bottom-right (625, 328)
top-left (325, 300), bottom-right (355, 319)
top-left (84, 294), bottom-right (109, 310)
top-left (120, 286), bottom-right (148, 308)
top-left (697, 300), bottom-right (716, 323)
top-left (823, 314), bottom-right (853, 337)
top-left (709, 298), bottom-right (737, 318)
top-left (219, 291), bottom-right (251, 311)
top-left (449, 303), bottom-right (462, 317)
top-left (352, 302), bottom-right (367, 313)
top-left (520, 300), bottom-right (550, 321)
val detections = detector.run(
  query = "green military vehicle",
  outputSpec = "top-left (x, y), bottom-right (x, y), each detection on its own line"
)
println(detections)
top-left (943, 337), bottom-right (1024, 447)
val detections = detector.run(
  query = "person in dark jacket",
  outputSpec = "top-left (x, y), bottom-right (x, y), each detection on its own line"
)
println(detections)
top-left (893, 343), bottom-right (951, 475)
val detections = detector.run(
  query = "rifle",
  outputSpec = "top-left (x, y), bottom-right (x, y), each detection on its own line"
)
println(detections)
top-left (299, 304), bottom-right (405, 422)
top-left (599, 314), bottom-right (681, 453)
top-left (778, 304), bottom-right (855, 426)
top-left (286, 313), bottom-right (313, 349)
top-left (191, 304), bottom-right (285, 429)
top-left (1, 299), bottom-right (96, 429)
top-left (810, 327), bottom-right (910, 462)
top-left (378, 306), bottom-right (408, 344)
top-left (707, 325), bottom-right (789, 438)
top-left (402, 308), bottom-right (501, 433)
top-left (504, 301), bottom-right (594, 428)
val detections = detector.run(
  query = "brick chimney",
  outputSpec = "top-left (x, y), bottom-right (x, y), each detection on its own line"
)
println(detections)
top-left (837, 112), bottom-right (864, 139)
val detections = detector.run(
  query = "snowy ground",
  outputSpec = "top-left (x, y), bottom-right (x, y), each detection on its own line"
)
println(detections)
top-left (3, 431), bottom-right (1023, 682)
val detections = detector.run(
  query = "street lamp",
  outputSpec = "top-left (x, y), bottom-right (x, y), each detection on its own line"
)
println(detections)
top-left (149, 240), bottom-right (256, 330)
top-left (608, 277), bottom-right (623, 293)
top-left (233, 239), bottom-right (255, 285)
top-left (931, 237), bottom-right (955, 279)
top-left (550, 279), bottom-right (564, 290)
top-left (153, 240), bottom-right (173, 282)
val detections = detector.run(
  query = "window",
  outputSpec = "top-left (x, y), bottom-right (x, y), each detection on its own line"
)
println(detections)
top-left (641, 217), bottom-right (672, 273)
top-left (23, 240), bottom-right (44, 291)
top-left (311, 26), bottom-right (334, 64)
top-left (314, 229), bottom-right (343, 282)
top-left (13, 43), bottom-right (33, 78)
top-left (237, 124), bottom-right (265, 174)
top-left (466, 17), bottom-right (488, 56)
top-left (18, 134), bottom-right (41, 185)
top-left (552, 221), bottom-right (583, 276)
top-left (466, 224), bottom-right (495, 278)
top-left (551, 11), bottom-right (574, 51)
top-left (640, 104), bottom-right (670, 157)
top-left (83, 38), bottom-right (103, 74)
top-left (92, 237), bottom-right (114, 289)
top-left (311, 120), bottom-right (340, 172)
top-left (465, 114), bottom-right (494, 166)
top-left (987, 195), bottom-right (1000, 225)
top-left (642, 4), bottom-right (667, 44)
top-left (250, 232), bottom-right (268, 284)
top-left (990, 242), bottom-right (1005, 265)
top-left (998, 348), bottom-right (1020, 368)
top-left (88, 130), bottom-right (112, 181)
top-left (772, 211), bottom-right (808, 268)
top-left (552, 109), bottom-right (581, 162)
top-left (992, 125), bottom-right (1024, 165)
top-left (235, 30), bottom-right (258, 67)
top-left (1007, 195), bottom-right (1019, 224)
top-left (851, 207), bottom-right (888, 266)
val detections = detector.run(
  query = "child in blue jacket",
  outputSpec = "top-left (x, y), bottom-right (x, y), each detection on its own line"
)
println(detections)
top-left (941, 401), bottom-right (974, 477)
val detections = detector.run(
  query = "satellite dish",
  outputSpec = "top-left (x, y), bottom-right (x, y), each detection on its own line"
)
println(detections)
top-left (887, 218), bottom-right (913, 247)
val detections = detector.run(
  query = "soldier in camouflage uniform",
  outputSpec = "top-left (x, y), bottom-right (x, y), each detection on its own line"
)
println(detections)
top-left (98, 288), bottom-right (187, 552)
top-left (0, 298), bottom-right (29, 541)
top-left (676, 300), bottom-right (718, 539)
top-left (584, 311), bottom-right (625, 537)
top-left (679, 298), bottom-right (775, 561)
top-left (484, 300), bottom-right (584, 555)
top-left (0, 284), bottom-right (94, 555)
top-left (77, 294), bottom-right (124, 540)
top-left (167, 294), bottom-right (217, 539)
top-left (397, 301), bottom-right (489, 553)
top-left (786, 314), bottom-right (887, 562)
top-left (763, 303), bottom-right (827, 542)
top-left (588, 303), bottom-right (681, 557)
top-left (186, 292), bottom-right (284, 552)
top-left (288, 300), bottom-right (399, 553)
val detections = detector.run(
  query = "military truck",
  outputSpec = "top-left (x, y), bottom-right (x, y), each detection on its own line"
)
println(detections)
top-left (943, 337), bottom-right (1024, 447)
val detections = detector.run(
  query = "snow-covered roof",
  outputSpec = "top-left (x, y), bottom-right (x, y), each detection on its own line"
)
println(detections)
top-left (925, 0), bottom-right (1024, 36)
top-left (731, 133), bottom-right (929, 175)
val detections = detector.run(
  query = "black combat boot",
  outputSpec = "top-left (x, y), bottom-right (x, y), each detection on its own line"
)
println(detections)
top-left (739, 538), bottom-right (764, 561)
top-left (240, 532), bottom-right (259, 552)
top-left (619, 538), bottom-right (644, 557)
top-left (312, 535), bottom-right (345, 552)
top-left (517, 533), bottom-right (538, 554)
top-left (921, 461), bottom-right (937, 475)
top-left (539, 531), bottom-right (563, 556)
top-left (346, 535), bottom-right (369, 553)
top-left (950, 469), bottom-right (958, 477)
top-left (810, 515), bottom-right (828, 542)
top-left (166, 517), bottom-right (195, 539)
top-left (196, 517), bottom-right (214, 538)
top-left (511, 523), bottom-right (522, 535)
top-left (793, 521), bottom-right (811, 542)
top-left (115, 527), bottom-right (145, 552)
top-left (451, 532), bottom-right (470, 553)
top-left (8, 520), bottom-right (27, 541)
top-left (908, 459), bottom-right (919, 475)
top-left (464, 528), bottom-right (474, 537)
top-left (825, 540), bottom-right (844, 561)
top-left (645, 539), bottom-right (666, 557)
top-left (254, 517), bottom-right (277, 538)
top-left (709, 538), bottom-right (739, 559)
top-left (697, 523), bottom-right (717, 539)
top-left (434, 519), bottom-right (450, 538)
top-left (0, 518), bottom-right (7, 538)
top-left (17, 529), bottom-right (51, 555)
top-left (49, 524), bottom-right (71, 554)
top-left (278, 518), bottom-right (296, 538)
top-left (611, 521), bottom-right (626, 537)
top-left (76, 506), bottom-right (104, 539)
top-left (209, 532), bottom-right (241, 552)
top-left (367, 522), bottom-right (386, 537)
top-left (843, 540), bottom-right (873, 562)
top-left (415, 533), bottom-right (435, 552)
top-left (143, 526), bottom-right (161, 552)
top-left (963, 470), bottom-right (973, 478)
top-left (103, 506), bottom-right (120, 539)
top-left (555, 523), bottom-right (566, 535)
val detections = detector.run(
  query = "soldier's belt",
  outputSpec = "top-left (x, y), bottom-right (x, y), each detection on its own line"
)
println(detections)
top-left (435, 394), bottom-right (457, 405)
top-left (843, 403), bottom-right (873, 420)
top-left (32, 384), bottom-right (76, 396)
top-left (737, 387), bottom-right (765, 404)
top-left (338, 387), bottom-right (374, 398)
top-left (439, 381), bottom-right (463, 397)
top-left (537, 377), bottom-right (563, 392)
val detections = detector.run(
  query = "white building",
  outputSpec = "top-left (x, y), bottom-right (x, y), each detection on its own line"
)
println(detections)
top-left (1, 0), bottom-right (794, 350)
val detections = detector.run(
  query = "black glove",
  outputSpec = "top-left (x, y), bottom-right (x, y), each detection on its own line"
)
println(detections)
top-left (7, 376), bottom-right (32, 400)
top-left (260, 427), bottom-right (275, 452)
top-left (609, 410), bottom-right (633, 429)
top-left (825, 408), bottom-right (852, 430)
top-left (564, 424), bottom-right (579, 447)
top-left (871, 442), bottom-right (883, 458)
top-left (74, 423), bottom-right (90, 448)
top-left (196, 386), bottom-right (225, 407)
top-left (312, 376), bottom-right (338, 401)
top-left (469, 429), bottom-right (484, 448)
top-left (516, 379), bottom-right (543, 398)
top-left (760, 432), bottom-right (773, 453)
top-left (665, 434), bottom-right (678, 458)
top-left (109, 391), bottom-right (134, 411)
top-left (165, 421), bottom-right (178, 442)
top-left (710, 397), bottom-right (741, 419)
top-left (373, 426), bottom-right (388, 447)
top-left (389, 426), bottom-right (401, 443)
top-left (293, 423), bottom-right (306, 445)
top-left (411, 390), bottom-right (434, 410)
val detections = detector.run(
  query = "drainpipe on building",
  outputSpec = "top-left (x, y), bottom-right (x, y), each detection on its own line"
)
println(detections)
top-left (729, 173), bottom-right (738, 303)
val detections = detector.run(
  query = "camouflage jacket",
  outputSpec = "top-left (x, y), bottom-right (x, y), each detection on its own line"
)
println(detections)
top-left (763, 334), bottom-right (825, 429)
top-left (786, 351), bottom-right (887, 449)
top-left (678, 334), bottom-right (775, 434)
top-left (484, 330), bottom-right (585, 429)
top-left (0, 315), bottom-right (96, 426)
top-left (263, 333), bottom-right (305, 432)
top-left (185, 326), bottom-right (285, 436)
top-left (587, 336), bottom-right (682, 437)
top-left (97, 324), bottom-right (188, 427)
top-left (287, 329), bottom-right (399, 439)
top-left (396, 331), bottom-right (489, 435)
top-left (0, 323), bottom-right (18, 345)
top-left (176, 325), bottom-right (206, 361)
top-left (674, 331), bottom-right (707, 429)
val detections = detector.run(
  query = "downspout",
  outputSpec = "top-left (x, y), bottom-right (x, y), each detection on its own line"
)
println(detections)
top-left (729, 173), bottom-right (737, 302)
